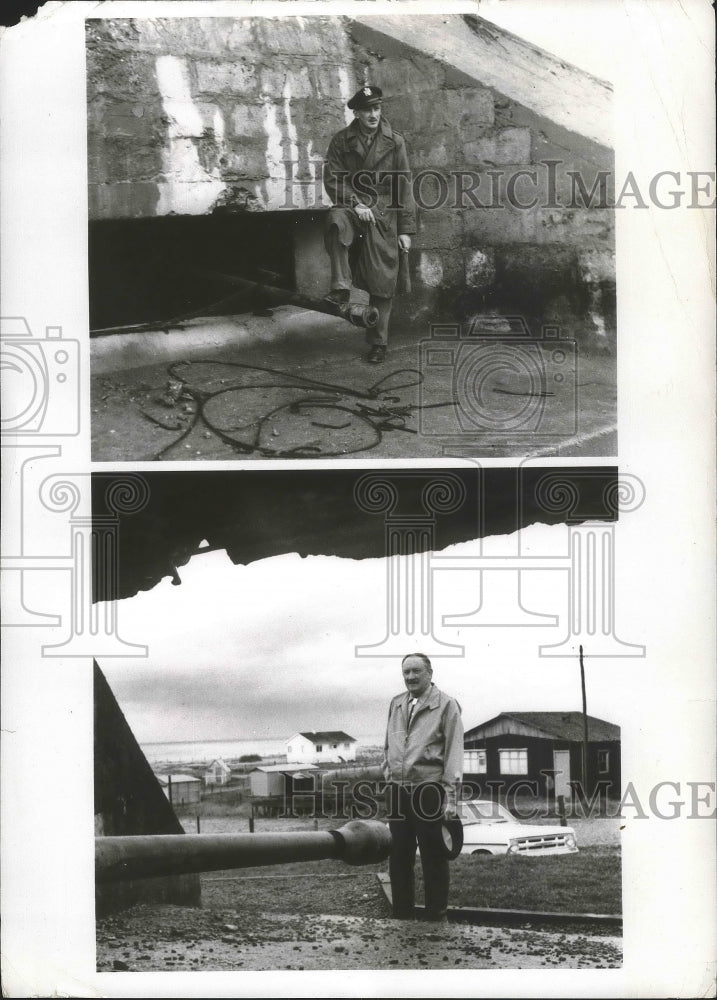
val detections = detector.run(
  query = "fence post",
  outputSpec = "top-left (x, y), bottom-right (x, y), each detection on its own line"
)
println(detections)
top-left (249, 803), bottom-right (255, 833)
top-left (196, 815), bottom-right (200, 833)
top-left (557, 794), bottom-right (567, 827)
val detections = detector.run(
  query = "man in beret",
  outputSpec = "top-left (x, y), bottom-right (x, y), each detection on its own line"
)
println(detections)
top-left (383, 653), bottom-right (464, 921)
top-left (323, 86), bottom-right (416, 363)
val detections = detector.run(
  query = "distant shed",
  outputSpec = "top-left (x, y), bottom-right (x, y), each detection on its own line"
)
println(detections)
top-left (156, 773), bottom-right (202, 805)
top-left (249, 763), bottom-right (319, 798)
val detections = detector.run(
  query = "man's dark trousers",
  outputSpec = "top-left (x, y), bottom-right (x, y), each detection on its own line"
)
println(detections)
top-left (388, 782), bottom-right (449, 921)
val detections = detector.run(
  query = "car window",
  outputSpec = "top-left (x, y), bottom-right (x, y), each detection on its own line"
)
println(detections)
top-left (459, 800), bottom-right (510, 823)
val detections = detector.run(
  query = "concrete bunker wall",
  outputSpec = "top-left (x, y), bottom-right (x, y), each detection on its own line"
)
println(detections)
top-left (87, 15), bottom-right (615, 341)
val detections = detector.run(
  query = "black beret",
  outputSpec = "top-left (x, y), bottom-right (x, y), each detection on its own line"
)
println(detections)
top-left (347, 86), bottom-right (383, 110)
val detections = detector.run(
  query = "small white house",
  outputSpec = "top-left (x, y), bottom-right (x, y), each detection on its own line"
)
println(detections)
top-left (285, 731), bottom-right (357, 764)
top-left (204, 758), bottom-right (231, 787)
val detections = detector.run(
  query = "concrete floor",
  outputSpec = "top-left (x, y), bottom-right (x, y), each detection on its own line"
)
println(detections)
top-left (96, 905), bottom-right (622, 972)
top-left (91, 308), bottom-right (617, 461)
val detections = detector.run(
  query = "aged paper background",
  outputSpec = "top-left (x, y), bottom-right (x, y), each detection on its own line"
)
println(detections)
top-left (1, 0), bottom-right (715, 996)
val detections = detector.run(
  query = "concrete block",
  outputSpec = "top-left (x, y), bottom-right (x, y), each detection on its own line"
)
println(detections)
top-left (535, 207), bottom-right (613, 247)
top-left (195, 61), bottom-right (257, 95)
top-left (98, 101), bottom-right (158, 142)
top-left (254, 18), bottom-right (327, 56)
top-left (412, 209), bottom-right (463, 250)
top-left (464, 248), bottom-right (496, 289)
top-left (376, 55), bottom-right (446, 95)
top-left (125, 17), bottom-right (259, 57)
top-left (462, 204), bottom-right (537, 245)
top-left (411, 138), bottom-right (454, 171)
top-left (86, 18), bottom-right (141, 50)
top-left (259, 65), bottom-right (315, 100)
top-left (89, 181), bottom-right (161, 220)
top-left (495, 244), bottom-right (578, 281)
top-left (87, 48), bottom-right (158, 103)
top-left (99, 139), bottom-right (164, 183)
top-left (293, 213), bottom-right (331, 297)
top-left (316, 64), bottom-right (356, 100)
top-left (464, 127), bottom-right (532, 166)
top-left (577, 248), bottom-right (615, 284)
top-left (231, 104), bottom-right (270, 138)
top-left (417, 251), bottom-right (444, 288)
top-left (219, 141), bottom-right (269, 179)
top-left (447, 87), bottom-right (495, 128)
top-left (492, 244), bottom-right (581, 316)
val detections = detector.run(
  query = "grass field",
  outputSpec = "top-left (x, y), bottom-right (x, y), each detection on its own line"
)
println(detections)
top-left (199, 843), bottom-right (621, 918)
top-left (443, 846), bottom-right (620, 914)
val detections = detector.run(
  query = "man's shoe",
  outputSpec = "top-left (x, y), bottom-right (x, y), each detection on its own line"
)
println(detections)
top-left (324, 288), bottom-right (351, 308)
top-left (367, 345), bottom-right (387, 364)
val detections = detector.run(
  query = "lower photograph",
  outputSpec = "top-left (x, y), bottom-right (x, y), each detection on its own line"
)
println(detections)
top-left (92, 466), bottom-right (628, 972)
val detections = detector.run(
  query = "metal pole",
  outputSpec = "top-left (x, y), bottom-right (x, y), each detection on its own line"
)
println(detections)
top-left (580, 644), bottom-right (589, 797)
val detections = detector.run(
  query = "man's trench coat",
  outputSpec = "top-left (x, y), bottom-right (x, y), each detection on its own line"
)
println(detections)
top-left (323, 117), bottom-right (417, 298)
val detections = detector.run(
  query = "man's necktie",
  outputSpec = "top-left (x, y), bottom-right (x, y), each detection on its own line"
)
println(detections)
top-left (407, 698), bottom-right (418, 728)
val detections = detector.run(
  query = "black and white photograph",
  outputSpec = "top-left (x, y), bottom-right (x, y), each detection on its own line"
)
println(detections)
top-left (91, 466), bottom-right (626, 972)
top-left (87, 10), bottom-right (618, 461)
top-left (0, 1), bottom-right (715, 998)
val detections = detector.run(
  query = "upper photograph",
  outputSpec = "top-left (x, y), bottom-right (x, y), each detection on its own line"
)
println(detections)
top-left (87, 13), bottom-right (617, 461)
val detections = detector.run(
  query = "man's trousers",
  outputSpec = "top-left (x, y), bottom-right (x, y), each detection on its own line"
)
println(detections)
top-left (387, 782), bottom-right (449, 922)
top-left (324, 212), bottom-right (394, 347)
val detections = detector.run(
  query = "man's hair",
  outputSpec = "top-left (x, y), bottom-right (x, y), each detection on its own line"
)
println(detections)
top-left (401, 652), bottom-right (432, 671)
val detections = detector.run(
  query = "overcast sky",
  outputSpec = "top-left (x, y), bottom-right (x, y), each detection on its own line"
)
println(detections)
top-left (98, 520), bottom-right (640, 745)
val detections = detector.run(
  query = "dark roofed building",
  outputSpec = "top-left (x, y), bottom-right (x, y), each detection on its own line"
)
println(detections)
top-left (286, 731), bottom-right (357, 764)
top-left (463, 711), bottom-right (621, 801)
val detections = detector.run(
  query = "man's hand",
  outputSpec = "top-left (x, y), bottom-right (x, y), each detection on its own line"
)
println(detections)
top-left (398, 234), bottom-right (411, 252)
top-left (355, 203), bottom-right (376, 225)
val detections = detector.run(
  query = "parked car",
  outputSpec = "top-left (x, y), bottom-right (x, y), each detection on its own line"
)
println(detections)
top-left (458, 799), bottom-right (578, 857)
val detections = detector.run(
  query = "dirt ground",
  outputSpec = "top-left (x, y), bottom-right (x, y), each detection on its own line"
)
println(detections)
top-left (91, 308), bottom-right (617, 461)
top-left (96, 904), bottom-right (622, 973)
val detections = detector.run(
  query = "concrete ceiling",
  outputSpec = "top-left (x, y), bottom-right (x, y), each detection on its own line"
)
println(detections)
top-left (92, 467), bottom-right (618, 602)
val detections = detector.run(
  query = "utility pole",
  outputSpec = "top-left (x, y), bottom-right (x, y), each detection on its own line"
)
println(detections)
top-left (579, 645), bottom-right (589, 796)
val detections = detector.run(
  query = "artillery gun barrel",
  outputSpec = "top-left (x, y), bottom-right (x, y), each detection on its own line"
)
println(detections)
top-left (96, 819), bottom-right (390, 884)
top-left (200, 269), bottom-right (379, 329)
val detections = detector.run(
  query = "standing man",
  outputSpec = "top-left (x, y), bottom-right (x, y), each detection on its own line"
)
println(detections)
top-left (383, 653), bottom-right (464, 922)
top-left (323, 86), bottom-right (416, 364)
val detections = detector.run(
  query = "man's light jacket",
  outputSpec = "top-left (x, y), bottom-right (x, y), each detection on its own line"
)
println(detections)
top-left (383, 683), bottom-right (464, 810)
